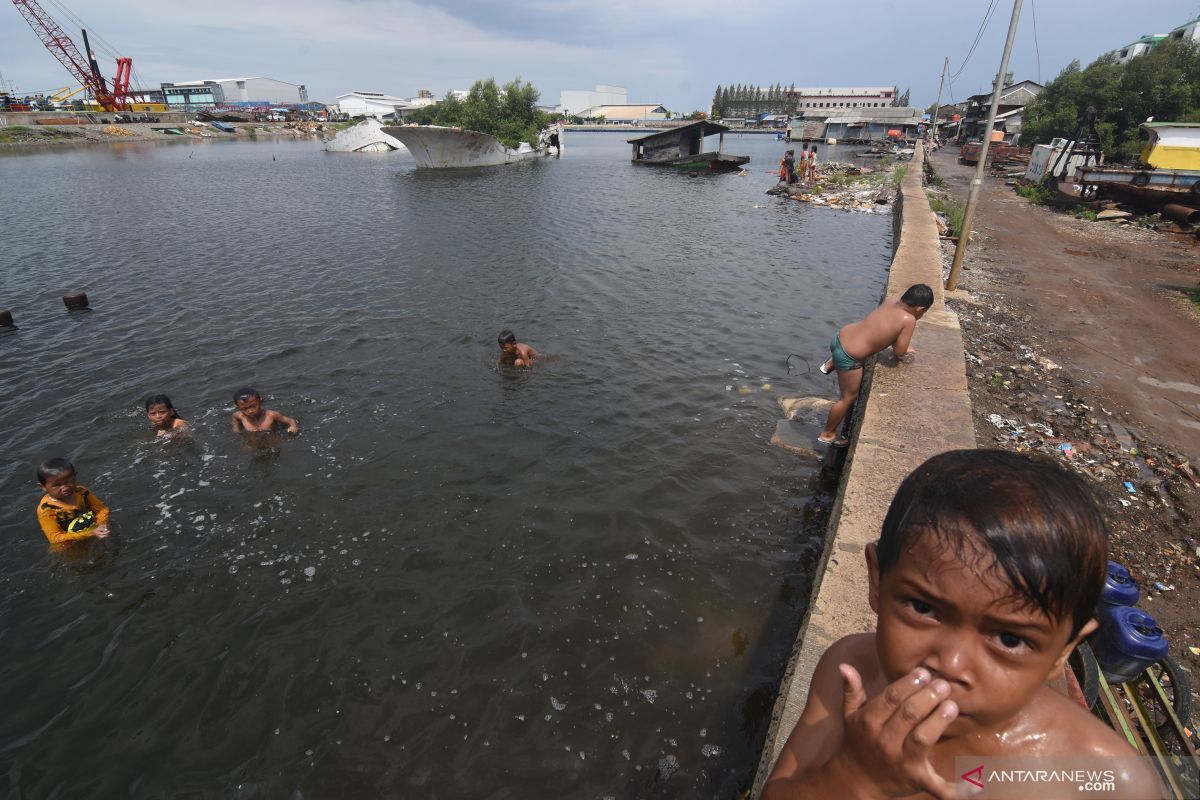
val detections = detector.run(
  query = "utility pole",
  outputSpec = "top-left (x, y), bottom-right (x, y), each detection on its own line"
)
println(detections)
top-left (946, 0), bottom-right (1023, 292)
top-left (931, 57), bottom-right (948, 140)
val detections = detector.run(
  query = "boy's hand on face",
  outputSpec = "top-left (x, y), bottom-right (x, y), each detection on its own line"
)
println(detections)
top-left (833, 664), bottom-right (967, 800)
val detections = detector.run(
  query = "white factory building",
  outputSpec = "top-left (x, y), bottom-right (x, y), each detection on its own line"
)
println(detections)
top-left (557, 84), bottom-right (627, 116)
top-left (161, 77), bottom-right (308, 108)
top-left (336, 91), bottom-right (414, 118)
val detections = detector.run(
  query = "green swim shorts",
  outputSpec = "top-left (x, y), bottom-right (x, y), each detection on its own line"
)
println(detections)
top-left (830, 333), bottom-right (865, 372)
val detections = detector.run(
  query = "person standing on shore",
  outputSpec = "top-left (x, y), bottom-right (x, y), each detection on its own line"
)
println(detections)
top-left (807, 146), bottom-right (818, 181)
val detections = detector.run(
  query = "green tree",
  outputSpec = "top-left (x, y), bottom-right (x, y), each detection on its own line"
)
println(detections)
top-left (1023, 40), bottom-right (1200, 162)
top-left (711, 85), bottom-right (724, 118)
top-left (406, 77), bottom-right (547, 149)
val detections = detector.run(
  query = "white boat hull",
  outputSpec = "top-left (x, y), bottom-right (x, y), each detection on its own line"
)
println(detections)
top-left (379, 125), bottom-right (560, 168)
top-left (325, 118), bottom-right (408, 153)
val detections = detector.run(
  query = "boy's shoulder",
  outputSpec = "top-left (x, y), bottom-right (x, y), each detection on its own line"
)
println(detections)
top-left (1023, 684), bottom-right (1145, 756)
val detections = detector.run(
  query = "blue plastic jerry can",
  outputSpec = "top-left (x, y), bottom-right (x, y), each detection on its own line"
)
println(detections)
top-left (1092, 605), bottom-right (1168, 684)
top-left (1101, 560), bottom-right (1140, 607)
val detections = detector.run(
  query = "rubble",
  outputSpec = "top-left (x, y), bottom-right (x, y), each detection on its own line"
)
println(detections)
top-left (765, 162), bottom-right (899, 213)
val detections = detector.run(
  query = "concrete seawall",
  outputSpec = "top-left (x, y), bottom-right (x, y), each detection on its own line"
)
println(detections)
top-left (751, 144), bottom-right (976, 794)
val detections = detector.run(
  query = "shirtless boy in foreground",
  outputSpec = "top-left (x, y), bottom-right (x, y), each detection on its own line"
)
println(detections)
top-left (231, 387), bottom-right (299, 433)
top-left (497, 329), bottom-right (539, 368)
top-left (763, 450), bottom-right (1164, 800)
top-left (818, 284), bottom-right (932, 447)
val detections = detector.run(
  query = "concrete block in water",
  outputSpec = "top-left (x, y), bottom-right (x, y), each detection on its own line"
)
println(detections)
top-left (771, 396), bottom-right (835, 457)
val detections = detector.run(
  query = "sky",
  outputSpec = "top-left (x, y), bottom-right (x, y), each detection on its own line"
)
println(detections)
top-left (2, 0), bottom-right (1199, 110)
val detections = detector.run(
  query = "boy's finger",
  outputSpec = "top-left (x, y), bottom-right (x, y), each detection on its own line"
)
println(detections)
top-left (871, 667), bottom-right (932, 719)
top-left (839, 664), bottom-right (868, 717)
top-left (882, 679), bottom-right (951, 741)
top-left (901, 698), bottom-right (957, 759)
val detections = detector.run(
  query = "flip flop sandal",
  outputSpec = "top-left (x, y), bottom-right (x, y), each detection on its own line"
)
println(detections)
top-left (815, 436), bottom-right (849, 448)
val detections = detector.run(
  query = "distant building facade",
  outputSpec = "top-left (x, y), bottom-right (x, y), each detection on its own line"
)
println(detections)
top-left (336, 91), bottom-right (414, 118)
top-left (1109, 16), bottom-right (1199, 64)
top-left (558, 85), bottom-right (627, 115)
top-left (161, 77), bottom-right (307, 108)
top-left (577, 104), bottom-right (667, 123)
top-left (787, 86), bottom-right (897, 111)
top-left (957, 79), bottom-right (1043, 144)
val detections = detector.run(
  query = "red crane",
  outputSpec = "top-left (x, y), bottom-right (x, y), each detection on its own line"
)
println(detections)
top-left (11, 0), bottom-right (131, 111)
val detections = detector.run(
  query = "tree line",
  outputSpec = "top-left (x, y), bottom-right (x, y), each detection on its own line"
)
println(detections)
top-left (1022, 39), bottom-right (1200, 162)
top-left (710, 84), bottom-right (796, 119)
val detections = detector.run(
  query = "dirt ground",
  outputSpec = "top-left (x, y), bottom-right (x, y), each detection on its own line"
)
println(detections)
top-left (928, 148), bottom-right (1200, 719)
top-left (0, 121), bottom-right (323, 148)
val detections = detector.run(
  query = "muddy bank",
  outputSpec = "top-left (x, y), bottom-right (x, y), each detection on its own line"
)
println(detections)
top-left (0, 121), bottom-right (326, 149)
top-left (929, 148), bottom-right (1200, 720)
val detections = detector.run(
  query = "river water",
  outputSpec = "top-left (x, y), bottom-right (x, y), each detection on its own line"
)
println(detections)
top-left (0, 132), bottom-right (892, 798)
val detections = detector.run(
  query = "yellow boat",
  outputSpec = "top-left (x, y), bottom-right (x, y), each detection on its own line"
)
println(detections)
top-left (1140, 122), bottom-right (1200, 171)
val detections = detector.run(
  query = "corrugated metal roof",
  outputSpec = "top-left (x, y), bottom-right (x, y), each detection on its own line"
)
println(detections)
top-left (799, 107), bottom-right (921, 124)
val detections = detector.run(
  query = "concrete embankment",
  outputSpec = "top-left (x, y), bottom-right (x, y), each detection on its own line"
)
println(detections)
top-left (750, 144), bottom-right (976, 795)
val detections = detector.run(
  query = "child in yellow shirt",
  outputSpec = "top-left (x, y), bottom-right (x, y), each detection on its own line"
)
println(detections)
top-left (35, 458), bottom-right (111, 548)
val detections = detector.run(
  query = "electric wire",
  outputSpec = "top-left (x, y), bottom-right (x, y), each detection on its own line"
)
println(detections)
top-left (949, 0), bottom-right (1001, 81)
top-left (1031, 0), bottom-right (1042, 83)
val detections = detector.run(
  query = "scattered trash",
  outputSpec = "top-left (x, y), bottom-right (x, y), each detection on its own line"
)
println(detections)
top-left (1058, 443), bottom-right (1074, 459)
top-left (1124, 482), bottom-right (1137, 494)
top-left (1153, 581), bottom-right (1175, 592)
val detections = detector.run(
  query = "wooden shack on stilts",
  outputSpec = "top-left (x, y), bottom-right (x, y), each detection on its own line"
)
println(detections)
top-left (628, 121), bottom-right (750, 170)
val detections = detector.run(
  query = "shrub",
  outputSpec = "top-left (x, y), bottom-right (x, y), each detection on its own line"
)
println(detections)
top-left (927, 193), bottom-right (966, 237)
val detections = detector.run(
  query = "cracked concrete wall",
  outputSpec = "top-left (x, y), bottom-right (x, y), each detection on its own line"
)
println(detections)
top-left (751, 144), bottom-right (975, 796)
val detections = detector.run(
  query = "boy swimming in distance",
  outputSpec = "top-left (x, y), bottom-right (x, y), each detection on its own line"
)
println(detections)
top-left (231, 387), bottom-right (299, 433)
top-left (497, 330), bottom-right (539, 368)
top-left (763, 450), bottom-right (1163, 799)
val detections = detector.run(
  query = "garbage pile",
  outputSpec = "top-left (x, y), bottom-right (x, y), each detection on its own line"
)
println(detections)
top-left (766, 162), bottom-right (896, 213)
top-left (952, 296), bottom-right (1200, 620)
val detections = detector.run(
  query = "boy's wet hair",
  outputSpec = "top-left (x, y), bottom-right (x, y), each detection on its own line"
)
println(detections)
top-left (233, 387), bottom-right (260, 404)
top-left (37, 457), bottom-right (75, 485)
top-left (878, 449), bottom-right (1107, 638)
top-left (900, 284), bottom-right (934, 309)
top-left (498, 330), bottom-right (516, 346)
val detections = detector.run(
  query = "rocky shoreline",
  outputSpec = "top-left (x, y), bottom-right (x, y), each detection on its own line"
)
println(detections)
top-left (0, 120), bottom-right (327, 148)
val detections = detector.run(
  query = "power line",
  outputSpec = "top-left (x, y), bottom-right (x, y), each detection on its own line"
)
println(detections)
top-left (950, 0), bottom-right (1001, 81)
top-left (1030, 0), bottom-right (1041, 83)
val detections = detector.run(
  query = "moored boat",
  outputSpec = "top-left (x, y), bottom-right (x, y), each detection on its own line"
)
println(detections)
top-left (1076, 122), bottom-right (1200, 201)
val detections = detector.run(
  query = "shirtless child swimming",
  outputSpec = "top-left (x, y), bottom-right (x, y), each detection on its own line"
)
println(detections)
top-left (497, 329), bottom-right (540, 368)
top-left (231, 387), bottom-right (299, 434)
top-left (763, 450), bottom-right (1163, 800)
top-left (817, 284), bottom-right (932, 447)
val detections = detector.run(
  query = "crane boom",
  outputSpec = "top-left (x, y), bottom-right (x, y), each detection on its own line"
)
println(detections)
top-left (11, 0), bottom-right (123, 111)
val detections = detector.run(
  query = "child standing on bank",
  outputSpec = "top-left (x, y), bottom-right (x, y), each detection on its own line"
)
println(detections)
top-left (35, 458), bottom-right (111, 548)
top-left (817, 284), bottom-right (932, 447)
top-left (763, 449), bottom-right (1163, 799)
top-left (231, 387), bottom-right (299, 433)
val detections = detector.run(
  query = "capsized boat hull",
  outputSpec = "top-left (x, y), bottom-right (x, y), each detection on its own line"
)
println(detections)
top-left (379, 125), bottom-right (558, 168)
top-left (325, 118), bottom-right (408, 153)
